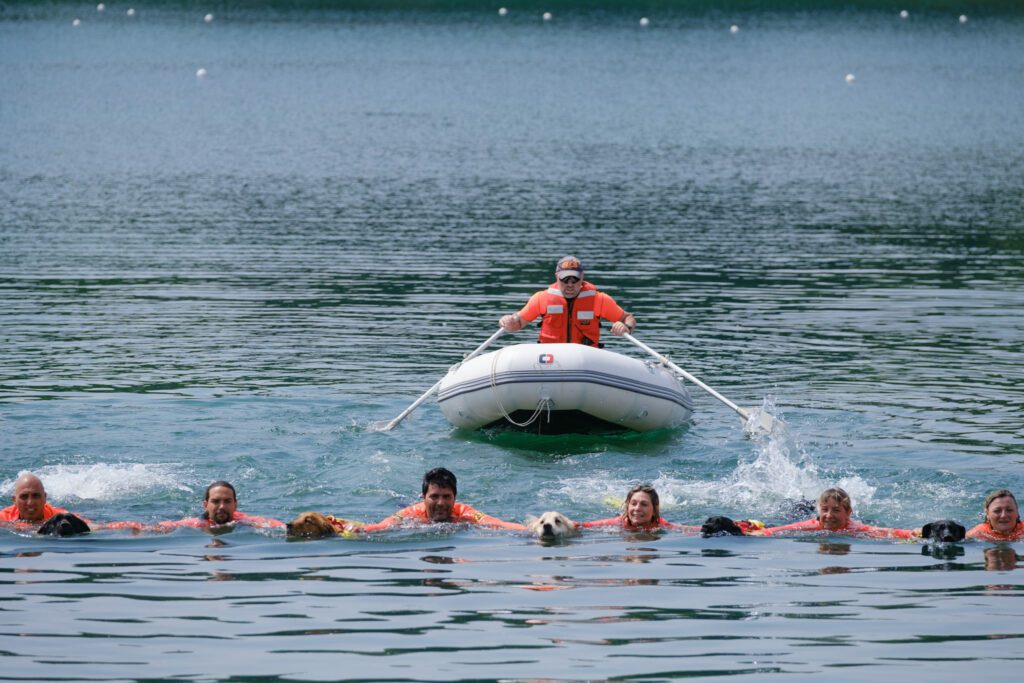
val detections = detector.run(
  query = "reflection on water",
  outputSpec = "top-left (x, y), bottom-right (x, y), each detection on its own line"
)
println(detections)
top-left (2, 533), bottom-right (1021, 679)
top-left (984, 546), bottom-right (1021, 572)
top-left (922, 543), bottom-right (967, 562)
top-left (2, 2), bottom-right (1024, 679)
top-left (817, 542), bottom-right (851, 556)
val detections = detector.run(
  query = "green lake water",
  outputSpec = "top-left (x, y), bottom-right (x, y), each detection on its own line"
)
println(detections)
top-left (1, 2), bottom-right (1023, 680)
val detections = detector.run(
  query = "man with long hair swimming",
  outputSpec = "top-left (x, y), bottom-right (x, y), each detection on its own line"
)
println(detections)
top-left (159, 480), bottom-right (284, 530)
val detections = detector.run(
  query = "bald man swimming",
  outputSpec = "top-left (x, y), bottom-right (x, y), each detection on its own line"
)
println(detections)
top-left (0, 473), bottom-right (68, 523)
top-left (1, 472), bottom-right (91, 536)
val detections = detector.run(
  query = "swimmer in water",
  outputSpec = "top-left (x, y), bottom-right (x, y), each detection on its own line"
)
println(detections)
top-left (363, 467), bottom-right (524, 531)
top-left (158, 480), bottom-right (284, 531)
top-left (750, 487), bottom-right (915, 539)
top-left (579, 484), bottom-right (697, 532)
top-left (967, 489), bottom-right (1024, 541)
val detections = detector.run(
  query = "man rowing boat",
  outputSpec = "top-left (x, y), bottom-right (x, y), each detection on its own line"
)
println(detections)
top-left (499, 255), bottom-right (636, 347)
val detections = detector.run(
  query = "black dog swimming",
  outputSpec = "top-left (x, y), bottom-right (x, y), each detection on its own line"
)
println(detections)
top-left (920, 519), bottom-right (966, 543)
top-left (701, 516), bottom-right (745, 537)
top-left (702, 498), bottom-right (817, 538)
top-left (37, 513), bottom-right (91, 537)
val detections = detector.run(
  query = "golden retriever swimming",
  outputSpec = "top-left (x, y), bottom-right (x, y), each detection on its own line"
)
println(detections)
top-left (526, 511), bottom-right (578, 538)
top-left (287, 511), bottom-right (354, 538)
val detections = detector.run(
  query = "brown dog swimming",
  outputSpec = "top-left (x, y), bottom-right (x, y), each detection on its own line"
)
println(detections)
top-left (287, 512), bottom-right (361, 538)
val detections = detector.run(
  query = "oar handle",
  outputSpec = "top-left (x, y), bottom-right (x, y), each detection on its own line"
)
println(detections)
top-left (623, 333), bottom-right (749, 420)
top-left (382, 328), bottom-right (507, 431)
top-left (457, 327), bottom-right (507, 366)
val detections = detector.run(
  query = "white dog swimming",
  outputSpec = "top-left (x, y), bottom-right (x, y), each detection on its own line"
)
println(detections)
top-left (526, 511), bottom-right (578, 538)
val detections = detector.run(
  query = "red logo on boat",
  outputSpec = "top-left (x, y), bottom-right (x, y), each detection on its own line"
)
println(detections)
top-left (538, 354), bottom-right (554, 364)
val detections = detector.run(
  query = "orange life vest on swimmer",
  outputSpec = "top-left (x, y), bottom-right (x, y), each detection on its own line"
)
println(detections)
top-left (0, 503), bottom-right (68, 523)
top-left (528, 282), bottom-right (622, 347)
top-left (580, 515), bottom-right (677, 531)
top-left (967, 521), bottom-right (1024, 541)
top-left (363, 501), bottom-right (525, 531)
top-left (158, 511), bottom-right (284, 529)
top-left (759, 517), bottom-right (913, 539)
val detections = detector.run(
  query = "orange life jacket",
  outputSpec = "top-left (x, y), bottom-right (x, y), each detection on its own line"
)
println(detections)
top-left (158, 511), bottom-right (285, 529)
top-left (966, 521), bottom-right (1024, 541)
top-left (100, 521), bottom-right (146, 531)
top-left (579, 515), bottom-right (681, 532)
top-left (518, 282), bottom-right (624, 346)
top-left (364, 501), bottom-right (525, 531)
top-left (758, 517), bottom-right (914, 539)
top-left (0, 503), bottom-right (68, 523)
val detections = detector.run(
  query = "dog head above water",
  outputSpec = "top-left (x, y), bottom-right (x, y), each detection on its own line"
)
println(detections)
top-left (287, 511), bottom-right (339, 539)
top-left (701, 516), bottom-right (745, 538)
top-left (921, 519), bottom-right (966, 543)
top-left (37, 513), bottom-right (91, 537)
top-left (526, 511), bottom-right (577, 538)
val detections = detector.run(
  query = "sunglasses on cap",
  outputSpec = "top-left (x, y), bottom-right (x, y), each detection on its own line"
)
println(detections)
top-left (559, 276), bottom-right (581, 284)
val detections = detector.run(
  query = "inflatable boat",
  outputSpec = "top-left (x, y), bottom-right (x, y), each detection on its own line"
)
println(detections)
top-left (436, 343), bottom-right (694, 433)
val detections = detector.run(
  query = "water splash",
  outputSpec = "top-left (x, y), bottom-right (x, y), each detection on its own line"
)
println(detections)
top-left (707, 415), bottom-right (874, 516)
top-left (723, 431), bottom-right (825, 507)
top-left (553, 412), bottom-right (875, 522)
top-left (743, 396), bottom-right (785, 438)
top-left (1, 463), bottom-right (192, 502)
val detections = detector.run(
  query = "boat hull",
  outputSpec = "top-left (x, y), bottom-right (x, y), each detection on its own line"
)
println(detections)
top-left (437, 343), bottom-right (694, 432)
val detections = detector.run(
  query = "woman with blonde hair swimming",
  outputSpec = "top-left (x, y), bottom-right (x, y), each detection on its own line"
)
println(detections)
top-left (967, 489), bottom-right (1024, 541)
top-left (752, 487), bottom-right (915, 539)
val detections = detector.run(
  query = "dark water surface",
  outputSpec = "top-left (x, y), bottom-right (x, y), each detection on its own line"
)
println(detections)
top-left (2, 2), bottom-right (1023, 680)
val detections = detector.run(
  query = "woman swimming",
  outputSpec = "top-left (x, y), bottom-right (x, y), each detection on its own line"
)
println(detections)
top-left (966, 489), bottom-right (1024, 541)
top-left (579, 485), bottom-right (695, 532)
top-left (751, 487), bottom-right (915, 539)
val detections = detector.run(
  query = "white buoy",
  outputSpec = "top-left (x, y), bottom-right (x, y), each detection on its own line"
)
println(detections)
top-left (72, 18), bottom-right (81, 26)
top-left (639, 17), bottom-right (649, 27)
top-left (845, 73), bottom-right (855, 83)
top-left (959, 14), bottom-right (968, 23)
top-left (498, 7), bottom-right (507, 16)
top-left (730, 24), bottom-right (739, 33)
top-left (204, 13), bottom-right (214, 22)
top-left (899, 10), bottom-right (908, 19)
top-left (542, 11), bottom-right (552, 21)
top-left (196, 67), bottom-right (207, 78)
top-left (126, 7), bottom-right (135, 16)
top-left (97, 3), bottom-right (105, 11)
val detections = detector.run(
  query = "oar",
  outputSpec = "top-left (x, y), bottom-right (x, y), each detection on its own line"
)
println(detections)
top-left (623, 333), bottom-right (782, 435)
top-left (379, 328), bottom-right (507, 431)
